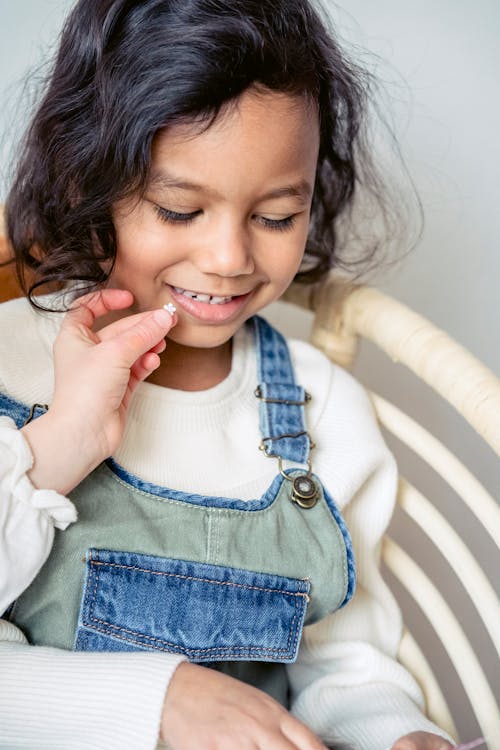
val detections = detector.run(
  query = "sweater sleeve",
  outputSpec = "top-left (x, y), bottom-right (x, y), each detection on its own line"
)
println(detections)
top-left (0, 417), bottom-right (186, 750)
top-left (285, 350), bottom-right (454, 750)
top-left (0, 618), bottom-right (184, 750)
top-left (0, 416), bottom-right (77, 615)
top-left (287, 454), bottom-right (454, 750)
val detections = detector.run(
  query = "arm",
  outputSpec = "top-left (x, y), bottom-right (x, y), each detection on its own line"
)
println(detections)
top-left (0, 417), bottom-right (77, 614)
top-left (287, 451), bottom-right (454, 750)
top-left (0, 618), bottom-right (184, 750)
top-left (279, 351), bottom-right (455, 750)
top-left (0, 289), bottom-right (174, 614)
top-left (0, 290), bottom-right (187, 749)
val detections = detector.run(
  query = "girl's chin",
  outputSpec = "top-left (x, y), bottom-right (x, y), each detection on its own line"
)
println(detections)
top-left (165, 317), bottom-right (246, 349)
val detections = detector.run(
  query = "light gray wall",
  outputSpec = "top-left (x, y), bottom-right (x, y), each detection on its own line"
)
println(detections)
top-left (1, 0), bottom-right (498, 740)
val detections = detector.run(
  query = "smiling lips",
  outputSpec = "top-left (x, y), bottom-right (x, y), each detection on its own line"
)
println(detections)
top-left (168, 284), bottom-right (253, 322)
top-left (172, 286), bottom-right (234, 305)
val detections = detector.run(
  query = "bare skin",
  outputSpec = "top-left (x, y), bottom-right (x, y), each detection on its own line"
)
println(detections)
top-left (21, 288), bottom-right (174, 495)
top-left (161, 662), bottom-right (329, 750)
top-left (390, 733), bottom-right (453, 750)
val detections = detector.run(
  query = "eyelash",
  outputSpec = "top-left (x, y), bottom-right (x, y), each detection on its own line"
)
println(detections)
top-left (154, 206), bottom-right (297, 232)
top-left (155, 207), bottom-right (200, 224)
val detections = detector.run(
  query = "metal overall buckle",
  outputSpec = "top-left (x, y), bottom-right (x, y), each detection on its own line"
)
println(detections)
top-left (256, 388), bottom-right (319, 509)
top-left (22, 403), bottom-right (49, 426)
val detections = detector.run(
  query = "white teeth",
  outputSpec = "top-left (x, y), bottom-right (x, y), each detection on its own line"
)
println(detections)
top-left (172, 286), bottom-right (233, 304)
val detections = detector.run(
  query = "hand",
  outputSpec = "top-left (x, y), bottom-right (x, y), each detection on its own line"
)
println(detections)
top-left (22, 288), bottom-right (176, 494)
top-left (161, 661), bottom-right (328, 749)
top-left (391, 732), bottom-right (454, 750)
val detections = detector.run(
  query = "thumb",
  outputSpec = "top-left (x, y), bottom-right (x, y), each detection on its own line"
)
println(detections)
top-left (106, 307), bottom-right (176, 368)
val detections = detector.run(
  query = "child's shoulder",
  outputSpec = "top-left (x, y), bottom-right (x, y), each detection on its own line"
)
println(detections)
top-left (0, 293), bottom-right (62, 403)
top-left (286, 333), bottom-right (390, 451)
top-left (287, 336), bottom-right (375, 423)
top-left (285, 335), bottom-right (395, 502)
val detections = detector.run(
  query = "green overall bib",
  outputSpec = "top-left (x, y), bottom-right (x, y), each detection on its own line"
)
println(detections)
top-left (2, 316), bottom-right (356, 706)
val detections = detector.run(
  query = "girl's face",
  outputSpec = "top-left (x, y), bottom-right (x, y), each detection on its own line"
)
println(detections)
top-left (110, 87), bottom-right (320, 355)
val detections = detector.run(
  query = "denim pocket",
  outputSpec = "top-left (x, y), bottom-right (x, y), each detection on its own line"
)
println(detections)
top-left (74, 549), bottom-right (310, 662)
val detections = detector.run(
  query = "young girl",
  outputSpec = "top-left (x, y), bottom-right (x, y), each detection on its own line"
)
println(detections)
top-left (0, 1), bottom-right (455, 749)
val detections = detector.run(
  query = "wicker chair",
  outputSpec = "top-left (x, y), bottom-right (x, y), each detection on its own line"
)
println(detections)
top-left (281, 280), bottom-right (500, 746)
top-left (1, 217), bottom-right (499, 746)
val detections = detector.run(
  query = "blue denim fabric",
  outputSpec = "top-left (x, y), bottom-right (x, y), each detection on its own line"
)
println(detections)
top-left (75, 549), bottom-right (310, 661)
top-left (253, 316), bottom-right (310, 463)
top-left (257, 382), bottom-right (310, 463)
top-left (107, 457), bottom-right (285, 509)
top-left (0, 392), bottom-right (47, 428)
top-left (323, 486), bottom-right (356, 607)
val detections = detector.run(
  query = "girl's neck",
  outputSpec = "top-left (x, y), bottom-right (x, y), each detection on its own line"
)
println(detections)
top-left (146, 338), bottom-right (232, 391)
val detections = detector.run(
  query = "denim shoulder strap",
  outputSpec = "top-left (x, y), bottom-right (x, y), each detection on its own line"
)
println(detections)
top-left (252, 316), bottom-right (311, 465)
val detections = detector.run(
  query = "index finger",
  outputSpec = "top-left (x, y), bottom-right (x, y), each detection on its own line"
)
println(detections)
top-left (64, 289), bottom-right (134, 330)
top-left (96, 306), bottom-right (177, 343)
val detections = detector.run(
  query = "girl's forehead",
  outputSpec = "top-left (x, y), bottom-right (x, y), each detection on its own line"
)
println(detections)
top-left (150, 88), bottom-right (320, 192)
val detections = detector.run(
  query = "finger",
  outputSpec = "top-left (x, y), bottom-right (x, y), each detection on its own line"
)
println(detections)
top-left (130, 351), bottom-right (161, 385)
top-left (259, 735), bottom-right (301, 750)
top-left (63, 289), bottom-right (134, 331)
top-left (97, 307), bottom-right (176, 344)
top-left (280, 718), bottom-right (328, 750)
top-left (107, 308), bottom-right (175, 369)
top-left (150, 339), bottom-right (167, 355)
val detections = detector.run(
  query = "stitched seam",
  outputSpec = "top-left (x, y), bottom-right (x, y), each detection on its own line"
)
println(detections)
top-left (89, 551), bottom-right (101, 628)
top-left (78, 621), bottom-right (302, 657)
top-left (88, 559), bottom-right (309, 597)
top-left (321, 491), bottom-right (350, 606)
top-left (84, 594), bottom-right (305, 656)
top-left (215, 514), bottom-right (221, 565)
top-left (85, 608), bottom-right (300, 654)
top-left (206, 514), bottom-right (213, 563)
top-left (108, 471), bottom-right (280, 515)
top-left (289, 593), bottom-right (302, 657)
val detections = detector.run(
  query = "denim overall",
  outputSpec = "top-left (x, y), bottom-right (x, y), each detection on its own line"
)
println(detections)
top-left (1, 316), bottom-right (355, 706)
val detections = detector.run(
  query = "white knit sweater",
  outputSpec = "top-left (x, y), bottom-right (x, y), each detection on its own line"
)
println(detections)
top-left (0, 294), bottom-right (450, 750)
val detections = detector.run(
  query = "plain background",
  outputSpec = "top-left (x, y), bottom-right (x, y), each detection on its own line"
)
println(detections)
top-left (0, 0), bottom-right (498, 740)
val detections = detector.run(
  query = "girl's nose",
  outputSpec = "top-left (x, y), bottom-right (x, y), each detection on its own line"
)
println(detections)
top-left (194, 220), bottom-right (255, 277)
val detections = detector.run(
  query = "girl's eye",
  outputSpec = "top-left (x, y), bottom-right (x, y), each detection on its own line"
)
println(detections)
top-left (255, 215), bottom-right (297, 232)
top-left (155, 206), bottom-right (201, 224)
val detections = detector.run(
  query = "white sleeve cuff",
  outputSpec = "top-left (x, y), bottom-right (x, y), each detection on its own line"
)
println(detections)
top-left (0, 416), bottom-right (77, 613)
top-left (0, 416), bottom-right (77, 528)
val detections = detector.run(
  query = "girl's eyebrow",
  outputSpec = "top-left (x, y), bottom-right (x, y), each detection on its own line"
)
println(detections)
top-left (148, 170), bottom-right (313, 202)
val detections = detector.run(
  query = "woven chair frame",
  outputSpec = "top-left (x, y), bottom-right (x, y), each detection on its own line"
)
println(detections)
top-left (283, 279), bottom-right (500, 744)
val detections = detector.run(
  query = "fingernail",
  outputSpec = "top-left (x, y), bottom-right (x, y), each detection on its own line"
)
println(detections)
top-left (154, 308), bottom-right (173, 326)
top-left (163, 303), bottom-right (177, 316)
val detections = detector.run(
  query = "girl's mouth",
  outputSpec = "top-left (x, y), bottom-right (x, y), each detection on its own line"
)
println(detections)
top-left (172, 286), bottom-right (234, 305)
top-left (167, 284), bottom-right (254, 323)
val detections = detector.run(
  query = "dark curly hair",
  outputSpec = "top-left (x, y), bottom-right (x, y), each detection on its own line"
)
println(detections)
top-left (5, 0), bottom-right (404, 309)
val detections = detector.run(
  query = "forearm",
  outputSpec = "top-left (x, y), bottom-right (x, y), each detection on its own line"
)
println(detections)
top-left (0, 634), bottom-right (185, 750)
top-left (21, 410), bottom-right (105, 495)
top-left (289, 640), bottom-right (454, 750)
top-left (0, 417), bottom-right (77, 613)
